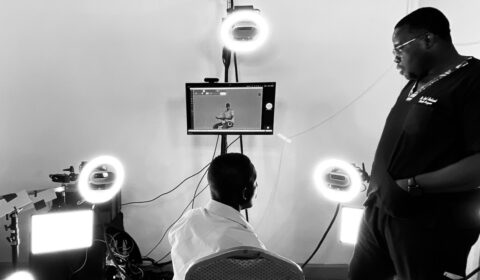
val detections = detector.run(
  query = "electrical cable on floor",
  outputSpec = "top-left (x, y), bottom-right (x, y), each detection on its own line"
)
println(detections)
top-left (301, 203), bottom-right (341, 269)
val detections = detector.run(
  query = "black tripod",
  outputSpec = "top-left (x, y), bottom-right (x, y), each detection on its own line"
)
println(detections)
top-left (5, 208), bottom-right (20, 270)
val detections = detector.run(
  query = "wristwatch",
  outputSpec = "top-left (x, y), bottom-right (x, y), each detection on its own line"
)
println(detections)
top-left (407, 176), bottom-right (422, 197)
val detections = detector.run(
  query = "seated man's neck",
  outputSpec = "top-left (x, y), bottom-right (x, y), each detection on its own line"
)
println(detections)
top-left (213, 198), bottom-right (241, 212)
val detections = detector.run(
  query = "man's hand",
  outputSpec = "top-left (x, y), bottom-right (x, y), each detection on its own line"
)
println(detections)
top-left (353, 163), bottom-right (370, 183)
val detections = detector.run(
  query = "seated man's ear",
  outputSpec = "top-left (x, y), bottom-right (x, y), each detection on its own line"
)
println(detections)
top-left (240, 186), bottom-right (255, 209)
top-left (242, 187), bottom-right (248, 200)
top-left (242, 187), bottom-right (253, 200)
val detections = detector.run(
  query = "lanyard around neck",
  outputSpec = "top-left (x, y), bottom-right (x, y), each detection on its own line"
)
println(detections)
top-left (406, 56), bottom-right (472, 102)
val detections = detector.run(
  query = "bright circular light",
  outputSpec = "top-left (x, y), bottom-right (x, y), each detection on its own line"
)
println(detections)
top-left (5, 271), bottom-right (35, 280)
top-left (313, 159), bottom-right (362, 203)
top-left (78, 155), bottom-right (125, 204)
top-left (220, 10), bottom-right (269, 53)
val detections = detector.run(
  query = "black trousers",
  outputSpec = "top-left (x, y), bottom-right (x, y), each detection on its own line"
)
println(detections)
top-left (348, 205), bottom-right (479, 280)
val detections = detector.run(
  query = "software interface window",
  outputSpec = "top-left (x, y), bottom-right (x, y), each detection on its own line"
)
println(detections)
top-left (190, 87), bottom-right (263, 131)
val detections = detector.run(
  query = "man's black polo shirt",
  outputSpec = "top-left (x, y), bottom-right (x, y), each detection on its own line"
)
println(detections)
top-left (367, 57), bottom-right (480, 228)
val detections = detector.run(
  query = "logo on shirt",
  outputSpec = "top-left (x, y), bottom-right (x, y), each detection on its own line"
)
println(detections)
top-left (418, 96), bottom-right (438, 106)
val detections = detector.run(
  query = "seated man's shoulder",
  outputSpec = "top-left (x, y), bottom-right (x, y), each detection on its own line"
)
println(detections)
top-left (170, 208), bottom-right (206, 233)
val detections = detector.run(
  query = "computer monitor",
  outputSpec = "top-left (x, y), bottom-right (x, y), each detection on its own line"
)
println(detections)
top-left (185, 82), bottom-right (276, 135)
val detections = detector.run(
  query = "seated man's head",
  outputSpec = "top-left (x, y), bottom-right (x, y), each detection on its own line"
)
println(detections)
top-left (207, 153), bottom-right (257, 211)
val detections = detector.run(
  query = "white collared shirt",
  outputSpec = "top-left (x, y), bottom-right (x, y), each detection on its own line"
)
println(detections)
top-left (168, 199), bottom-right (266, 280)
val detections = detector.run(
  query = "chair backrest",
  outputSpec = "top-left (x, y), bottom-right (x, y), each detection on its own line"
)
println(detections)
top-left (185, 246), bottom-right (305, 280)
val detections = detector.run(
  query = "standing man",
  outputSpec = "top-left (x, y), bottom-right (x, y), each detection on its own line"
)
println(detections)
top-left (168, 153), bottom-right (265, 280)
top-left (349, 7), bottom-right (480, 280)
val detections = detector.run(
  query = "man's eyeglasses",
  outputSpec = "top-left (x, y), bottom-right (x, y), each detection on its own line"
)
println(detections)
top-left (392, 33), bottom-right (426, 56)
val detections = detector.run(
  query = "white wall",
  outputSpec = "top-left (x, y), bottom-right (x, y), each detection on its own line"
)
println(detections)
top-left (0, 0), bottom-right (479, 267)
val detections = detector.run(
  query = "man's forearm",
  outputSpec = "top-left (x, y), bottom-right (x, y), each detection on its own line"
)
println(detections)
top-left (396, 153), bottom-right (480, 194)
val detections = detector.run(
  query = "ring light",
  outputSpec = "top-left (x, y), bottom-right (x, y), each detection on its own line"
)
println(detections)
top-left (313, 159), bottom-right (362, 203)
top-left (78, 155), bottom-right (125, 204)
top-left (220, 10), bottom-right (269, 53)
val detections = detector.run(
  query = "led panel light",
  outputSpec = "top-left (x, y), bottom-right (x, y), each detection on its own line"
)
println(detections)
top-left (5, 271), bottom-right (35, 280)
top-left (31, 210), bottom-right (93, 254)
top-left (339, 207), bottom-right (364, 244)
top-left (313, 159), bottom-right (362, 203)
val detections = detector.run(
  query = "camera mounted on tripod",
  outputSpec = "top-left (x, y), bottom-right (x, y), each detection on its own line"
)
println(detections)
top-left (49, 164), bottom-right (85, 184)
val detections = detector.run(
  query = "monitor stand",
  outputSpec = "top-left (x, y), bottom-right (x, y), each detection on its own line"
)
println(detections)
top-left (221, 135), bottom-right (227, 155)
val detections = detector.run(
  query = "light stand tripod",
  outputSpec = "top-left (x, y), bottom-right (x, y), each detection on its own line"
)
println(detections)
top-left (222, 33), bottom-right (249, 220)
top-left (5, 208), bottom-right (20, 269)
top-left (220, 14), bottom-right (240, 157)
top-left (1, 191), bottom-right (33, 271)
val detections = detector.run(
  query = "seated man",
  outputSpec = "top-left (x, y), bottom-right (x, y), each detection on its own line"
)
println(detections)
top-left (213, 102), bottom-right (235, 129)
top-left (168, 153), bottom-right (265, 280)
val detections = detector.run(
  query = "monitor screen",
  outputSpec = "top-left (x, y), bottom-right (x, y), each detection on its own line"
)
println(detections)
top-left (186, 82), bottom-right (276, 135)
